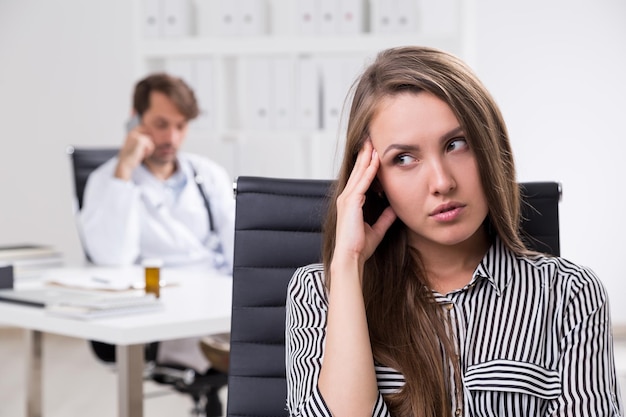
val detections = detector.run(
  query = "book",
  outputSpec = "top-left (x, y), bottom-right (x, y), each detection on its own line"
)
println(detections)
top-left (0, 244), bottom-right (62, 260)
top-left (46, 292), bottom-right (163, 320)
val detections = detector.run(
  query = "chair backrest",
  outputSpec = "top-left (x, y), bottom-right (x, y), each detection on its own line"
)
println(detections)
top-left (66, 146), bottom-right (123, 362)
top-left (227, 177), bottom-right (561, 417)
top-left (66, 146), bottom-right (118, 210)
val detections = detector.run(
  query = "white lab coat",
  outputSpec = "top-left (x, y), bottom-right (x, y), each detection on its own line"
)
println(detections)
top-left (78, 152), bottom-right (235, 372)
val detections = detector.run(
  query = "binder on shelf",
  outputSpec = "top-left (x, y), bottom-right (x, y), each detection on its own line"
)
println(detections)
top-left (194, 0), bottom-right (215, 36)
top-left (320, 58), bottom-right (344, 133)
top-left (165, 59), bottom-right (216, 131)
top-left (164, 58), bottom-right (195, 90)
top-left (193, 58), bottom-right (217, 130)
top-left (369, 0), bottom-right (396, 34)
top-left (195, 0), bottom-right (267, 37)
top-left (271, 57), bottom-right (296, 130)
top-left (295, 0), bottom-right (320, 35)
top-left (216, 0), bottom-right (240, 36)
top-left (320, 56), bottom-right (363, 133)
top-left (142, 0), bottom-right (162, 38)
top-left (241, 56), bottom-right (272, 130)
top-left (234, 135), bottom-right (307, 179)
top-left (338, 0), bottom-right (365, 35)
top-left (417, 0), bottom-right (459, 36)
top-left (239, 0), bottom-right (268, 36)
top-left (318, 0), bottom-right (339, 35)
top-left (295, 57), bottom-right (321, 130)
top-left (396, 0), bottom-right (419, 33)
top-left (161, 0), bottom-right (191, 37)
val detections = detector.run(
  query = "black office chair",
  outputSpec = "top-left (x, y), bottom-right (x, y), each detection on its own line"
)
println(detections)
top-left (66, 146), bottom-right (228, 417)
top-left (227, 176), bottom-right (561, 417)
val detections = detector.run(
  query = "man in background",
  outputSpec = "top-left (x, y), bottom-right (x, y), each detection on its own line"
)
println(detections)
top-left (79, 73), bottom-right (234, 376)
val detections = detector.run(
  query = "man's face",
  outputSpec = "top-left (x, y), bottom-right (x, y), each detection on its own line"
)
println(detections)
top-left (141, 91), bottom-right (188, 165)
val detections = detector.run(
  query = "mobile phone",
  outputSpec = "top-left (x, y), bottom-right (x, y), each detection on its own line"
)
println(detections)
top-left (125, 114), bottom-right (141, 133)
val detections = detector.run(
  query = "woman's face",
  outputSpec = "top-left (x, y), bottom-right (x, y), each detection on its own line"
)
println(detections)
top-left (369, 91), bottom-right (489, 251)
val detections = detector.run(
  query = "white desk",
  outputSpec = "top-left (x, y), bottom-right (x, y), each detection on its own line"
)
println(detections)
top-left (0, 266), bottom-right (232, 417)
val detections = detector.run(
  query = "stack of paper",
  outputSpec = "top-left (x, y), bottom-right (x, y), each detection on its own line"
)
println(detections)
top-left (42, 266), bottom-right (178, 292)
top-left (0, 244), bottom-right (64, 278)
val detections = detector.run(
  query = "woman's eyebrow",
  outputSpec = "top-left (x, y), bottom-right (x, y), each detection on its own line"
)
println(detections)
top-left (382, 143), bottom-right (420, 157)
top-left (440, 126), bottom-right (464, 141)
top-left (381, 126), bottom-right (464, 157)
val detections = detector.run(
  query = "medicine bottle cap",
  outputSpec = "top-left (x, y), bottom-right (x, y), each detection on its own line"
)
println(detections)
top-left (142, 258), bottom-right (164, 268)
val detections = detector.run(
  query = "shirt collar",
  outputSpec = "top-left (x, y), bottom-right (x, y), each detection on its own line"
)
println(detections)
top-left (472, 236), bottom-right (520, 297)
top-left (133, 155), bottom-right (192, 206)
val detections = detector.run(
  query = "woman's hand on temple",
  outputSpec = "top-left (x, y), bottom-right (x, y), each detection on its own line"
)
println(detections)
top-left (333, 140), bottom-right (397, 268)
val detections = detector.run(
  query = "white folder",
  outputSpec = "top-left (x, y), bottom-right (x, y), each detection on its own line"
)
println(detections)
top-left (271, 57), bottom-right (296, 130)
top-left (295, 56), bottom-right (321, 130)
top-left (217, 0), bottom-right (241, 36)
top-left (320, 58), bottom-right (344, 133)
top-left (164, 58), bottom-right (195, 88)
top-left (318, 0), bottom-right (339, 35)
top-left (161, 0), bottom-right (191, 37)
top-left (195, 0), bottom-right (215, 36)
top-left (142, 0), bottom-right (162, 38)
top-left (235, 135), bottom-right (307, 178)
top-left (295, 0), bottom-right (320, 35)
top-left (239, 0), bottom-right (268, 36)
top-left (396, 0), bottom-right (419, 33)
top-left (338, 0), bottom-right (364, 35)
top-left (242, 56), bottom-right (272, 130)
top-left (321, 56), bottom-right (362, 133)
top-left (193, 58), bottom-right (216, 130)
top-left (418, 0), bottom-right (459, 36)
top-left (370, 0), bottom-right (397, 34)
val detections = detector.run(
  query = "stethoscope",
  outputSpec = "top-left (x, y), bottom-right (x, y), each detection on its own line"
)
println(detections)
top-left (190, 164), bottom-right (228, 271)
top-left (190, 164), bottom-right (215, 233)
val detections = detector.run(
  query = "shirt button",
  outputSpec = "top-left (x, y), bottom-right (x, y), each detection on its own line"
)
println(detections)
top-left (446, 303), bottom-right (454, 310)
top-left (455, 408), bottom-right (462, 416)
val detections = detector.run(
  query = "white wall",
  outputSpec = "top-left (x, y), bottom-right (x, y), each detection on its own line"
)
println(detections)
top-left (474, 0), bottom-right (626, 325)
top-left (1, 1), bottom-right (625, 323)
top-left (0, 0), bottom-right (136, 265)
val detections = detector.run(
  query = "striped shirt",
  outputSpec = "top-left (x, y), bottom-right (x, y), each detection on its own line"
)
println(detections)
top-left (285, 237), bottom-right (623, 416)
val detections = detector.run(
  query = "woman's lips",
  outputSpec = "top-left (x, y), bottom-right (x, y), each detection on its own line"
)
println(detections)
top-left (430, 202), bottom-right (465, 222)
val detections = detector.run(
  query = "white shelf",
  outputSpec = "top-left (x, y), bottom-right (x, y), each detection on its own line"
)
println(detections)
top-left (140, 33), bottom-right (461, 58)
top-left (134, 0), bottom-right (470, 179)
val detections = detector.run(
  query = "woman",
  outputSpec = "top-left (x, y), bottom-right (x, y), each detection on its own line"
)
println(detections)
top-left (286, 46), bottom-right (623, 416)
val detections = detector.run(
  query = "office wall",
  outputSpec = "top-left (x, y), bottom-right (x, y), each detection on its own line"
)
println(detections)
top-left (473, 0), bottom-right (626, 324)
top-left (1, 1), bottom-right (625, 323)
top-left (0, 0), bottom-right (136, 266)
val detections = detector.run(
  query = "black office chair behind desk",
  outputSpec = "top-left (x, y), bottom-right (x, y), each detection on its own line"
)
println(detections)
top-left (227, 176), bottom-right (561, 417)
top-left (67, 146), bottom-right (227, 417)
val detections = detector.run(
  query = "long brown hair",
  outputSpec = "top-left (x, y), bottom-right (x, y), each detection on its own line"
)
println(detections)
top-left (322, 46), bottom-right (529, 416)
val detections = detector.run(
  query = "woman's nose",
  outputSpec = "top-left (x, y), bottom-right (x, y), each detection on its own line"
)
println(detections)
top-left (428, 160), bottom-right (456, 195)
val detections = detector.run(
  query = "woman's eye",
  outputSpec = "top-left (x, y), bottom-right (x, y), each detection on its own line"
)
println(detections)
top-left (394, 154), bottom-right (416, 166)
top-left (447, 138), bottom-right (468, 152)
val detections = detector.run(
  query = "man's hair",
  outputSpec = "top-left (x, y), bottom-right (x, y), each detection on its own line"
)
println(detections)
top-left (133, 73), bottom-right (199, 120)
